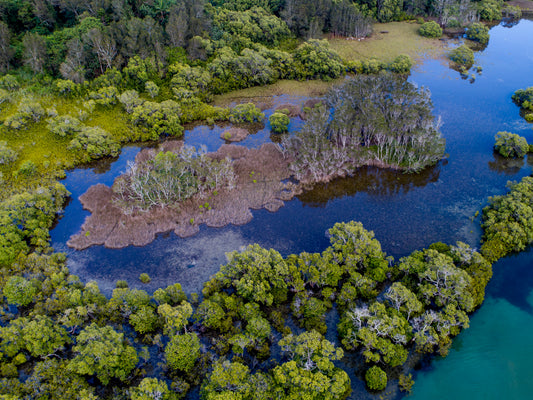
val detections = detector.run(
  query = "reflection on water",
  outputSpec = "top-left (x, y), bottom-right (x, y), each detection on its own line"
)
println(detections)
top-left (298, 164), bottom-right (442, 208)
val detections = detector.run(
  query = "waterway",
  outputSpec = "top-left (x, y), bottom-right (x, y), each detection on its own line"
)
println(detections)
top-left (50, 19), bottom-right (533, 399)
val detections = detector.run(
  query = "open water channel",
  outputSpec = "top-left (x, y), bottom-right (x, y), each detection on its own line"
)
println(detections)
top-left (50, 19), bottom-right (533, 399)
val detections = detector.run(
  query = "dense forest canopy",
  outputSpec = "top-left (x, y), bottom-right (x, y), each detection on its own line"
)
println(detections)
top-left (0, 0), bottom-right (509, 78)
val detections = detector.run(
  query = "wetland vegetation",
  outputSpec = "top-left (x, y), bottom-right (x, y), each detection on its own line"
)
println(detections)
top-left (0, 0), bottom-right (532, 399)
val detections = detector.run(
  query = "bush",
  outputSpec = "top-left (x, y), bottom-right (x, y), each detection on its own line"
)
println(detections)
top-left (419, 21), bottom-right (442, 38)
top-left (365, 366), bottom-right (387, 391)
top-left (17, 160), bottom-right (37, 177)
top-left (139, 273), bottom-right (151, 283)
top-left (449, 45), bottom-right (474, 68)
top-left (4, 100), bottom-right (45, 130)
top-left (293, 39), bottom-right (344, 81)
top-left (494, 131), bottom-right (529, 158)
top-left (229, 103), bottom-right (264, 123)
top-left (0, 141), bottom-right (17, 165)
top-left (466, 22), bottom-right (490, 45)
top-left (269, 112), bottom-right (290, 133)
top-left (47, 115), bottom-right (83, 137)
top-left (388, 54), bottom-right (413, 74)
top-left (68, 127), bottom-right (121, 161)
top-left (0, 74), bottom-right (19, 90)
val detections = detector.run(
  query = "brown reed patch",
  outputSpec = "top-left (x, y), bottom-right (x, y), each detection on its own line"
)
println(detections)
top-left (68, 143), bottom-right (302, 250)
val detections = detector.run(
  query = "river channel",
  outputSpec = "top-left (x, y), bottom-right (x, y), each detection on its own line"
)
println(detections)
top-left (50, 19), bottom-right (533, 399)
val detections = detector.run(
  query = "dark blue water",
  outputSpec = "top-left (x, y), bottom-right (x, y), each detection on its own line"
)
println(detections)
top-left (50, 20), bottom-right (533, 399)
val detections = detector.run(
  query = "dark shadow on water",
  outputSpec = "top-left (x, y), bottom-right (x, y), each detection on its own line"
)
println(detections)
top-left (297, 163), bottom-right (443, 208)
top-left (486, 248), bottom-right (533, 315)
top-left (488, 151), bottom-right (526, 175)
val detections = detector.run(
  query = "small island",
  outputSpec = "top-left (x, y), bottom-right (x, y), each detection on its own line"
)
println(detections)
top-left (69, 73), bottom-right (446, 249)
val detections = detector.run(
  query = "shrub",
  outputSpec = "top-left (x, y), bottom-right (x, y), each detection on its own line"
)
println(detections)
top-left (139, 273), bottom-right (151, 283)
top-left (466, 22), bottom-right (490, 45)
top-left (68, 127), bottom-right (121, 160)
top-left (365, 366), bottom-right (387, 391)
top-left (494, 131), bottom-right (529, 158)
top-left (47, 115), bottom-right (83, 137)
top-left (419, 21), bottom-right (442, 38)
top-left (388, 54), bottom-right (413, 73)
top-left (0, 141), bottom-right (17, 165)
top-left (130, 100), bottom-right (184, 139)
top-left (17, 160), bottom-right (37, 177)
top-left (89, 86), bottom-right (119, 106)
top-left (449, 45), bottom-right (474, 68)
top-left (229, 103), bottom-right (264, 123)
top-left (4, 100), bottom-right (45, 130)
top-left (293, 39), bottom-right (344, 81)
top-left (269, 112), bottom-right (290, 133)
top-left (0, 74), bottom-right (19, 90)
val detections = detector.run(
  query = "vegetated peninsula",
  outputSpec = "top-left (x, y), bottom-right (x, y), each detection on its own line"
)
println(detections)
top-left (69, 73), bottom-right (445, 249)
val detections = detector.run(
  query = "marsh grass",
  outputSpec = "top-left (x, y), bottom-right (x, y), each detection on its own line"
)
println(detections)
top-left (328, 21), bottom-right (448, 63)
top-left (213, 79), bottom-right (341, 107)
top-left (0, 91), bottom-right (137, 194)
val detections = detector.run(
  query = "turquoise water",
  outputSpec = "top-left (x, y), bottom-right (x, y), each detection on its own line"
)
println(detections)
top-left (411, 251), bottom-right (533, 400)
top-left (50, 19), bottom-right (533, 398)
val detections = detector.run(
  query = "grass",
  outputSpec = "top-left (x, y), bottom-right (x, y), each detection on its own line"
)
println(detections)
top-left (0, 91), bottom-right (137, 196)
top-left (328, 21), bottom-right (448, 63)
top-left (213, 79), bottom-right (341, 107)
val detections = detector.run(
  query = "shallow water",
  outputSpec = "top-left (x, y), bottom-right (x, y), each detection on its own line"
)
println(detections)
top-left (50, 20), bottom-right (533, 398)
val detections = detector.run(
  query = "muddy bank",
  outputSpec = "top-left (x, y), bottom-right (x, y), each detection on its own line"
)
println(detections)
top-left (68, 143), bottom-right (302, 250)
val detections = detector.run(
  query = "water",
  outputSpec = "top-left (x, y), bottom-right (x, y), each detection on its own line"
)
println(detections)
top-left (50, 20), bottom-right (533, 398)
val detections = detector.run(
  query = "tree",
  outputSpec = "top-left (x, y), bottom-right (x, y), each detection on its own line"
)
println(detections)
top-left (0, 21), bottom-right (14, 72)
top-left (273, 331), bottom-right (350, 399)
top-left (466, 22), bottom-right (489, 45)
top-left (494, 131), bottom-right (529, 158)
top-left (68, 323), bottom-right (138, 384)
top-left (24, 359), bottom-right (96, 400)
top-left (59, 38), bottom-right (86, 83)
top-left (22, 32), bottom-right (47, 73)
top-left (165, 332), bottom-right (201, 372)
top-left (365, 366), bottom-right (387, 391)
top-left (3, 276), bottom-right (37, 306)
top-left (85, 28), bottom-right (117, 73)
top-left (131, 378), bottom-right (173, 400)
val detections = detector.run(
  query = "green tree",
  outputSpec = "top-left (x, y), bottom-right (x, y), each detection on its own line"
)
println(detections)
top-left (68, 323), bottom-right (138, 384)
top-left (131, 377), bottom-right (174, 400)
top-left (494, 131), bottom-right (529, 158)
top-left (3, 276), bottom-right (37, 306)
top-left (165, 332), bottom-right (201, 372)
top-left (365, 366), bottom-right (387, 391)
